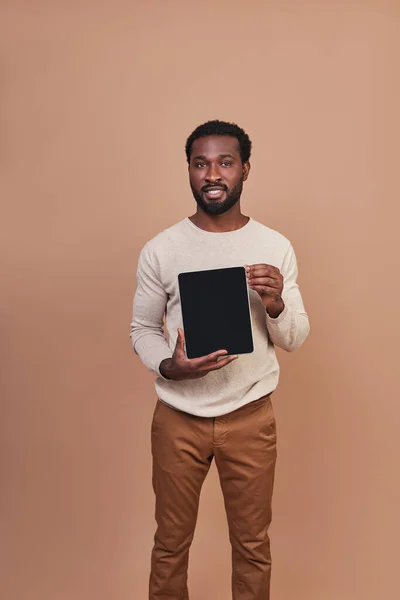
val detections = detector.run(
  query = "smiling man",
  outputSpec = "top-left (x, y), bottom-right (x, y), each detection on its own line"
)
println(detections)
top-left (130, 120), bottom-right (310, 600)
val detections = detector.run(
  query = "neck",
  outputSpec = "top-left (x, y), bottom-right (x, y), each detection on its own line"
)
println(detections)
top-left (189, 206), bottom-right (249, 233)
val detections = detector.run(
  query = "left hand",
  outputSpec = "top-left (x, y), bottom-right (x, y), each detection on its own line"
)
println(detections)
top-left (245, 263), bottom-right (285, 318)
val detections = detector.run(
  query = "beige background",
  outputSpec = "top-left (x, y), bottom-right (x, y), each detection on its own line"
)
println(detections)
top-left (1, 1), bottom-right (399, 599)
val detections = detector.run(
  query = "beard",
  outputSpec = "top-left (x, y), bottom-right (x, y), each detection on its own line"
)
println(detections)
top-left (190, 178), bottom-right (244, 215)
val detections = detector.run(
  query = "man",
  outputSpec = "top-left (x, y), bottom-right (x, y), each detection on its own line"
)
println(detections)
top-left (130, 120), bottom-right (310, 600)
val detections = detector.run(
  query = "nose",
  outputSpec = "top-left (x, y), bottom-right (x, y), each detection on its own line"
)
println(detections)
top-left (205, 162), bottom-right (221, 183)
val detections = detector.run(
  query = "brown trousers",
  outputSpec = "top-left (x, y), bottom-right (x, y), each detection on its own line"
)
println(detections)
top-left (149, 394), bottom-right (277, 600)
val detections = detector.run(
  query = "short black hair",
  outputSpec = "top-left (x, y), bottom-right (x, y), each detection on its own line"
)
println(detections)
top-left (185, 120), bottom-right (252, 164)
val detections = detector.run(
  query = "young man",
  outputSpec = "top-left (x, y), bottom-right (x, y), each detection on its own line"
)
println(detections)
top-left (130, 120), bottom-right (310, 600)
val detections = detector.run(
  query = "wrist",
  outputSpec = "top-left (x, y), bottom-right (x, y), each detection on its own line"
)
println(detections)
top-left (266, 298), bottom-right (285, 319)
top-left (159, 358), bottom-right (173, 380)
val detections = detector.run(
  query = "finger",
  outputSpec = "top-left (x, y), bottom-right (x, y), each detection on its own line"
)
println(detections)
top-left (176, 328), bottom-right (185, 350)
top-left (248, 276), bottom-right (281, 288)
top-left (249, 268), bottom-right (280, 280)
top-left (247, 264), bottom-right (280, 277)
top-left (193, 349), bottom-right (229, 367)
top-left (202, 355), bottom-right (239, 372)
top-left (250, 285), bottom-right (282, 298)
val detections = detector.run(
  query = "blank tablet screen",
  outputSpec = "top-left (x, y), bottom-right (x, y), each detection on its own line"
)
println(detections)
top-left (178, 266), bottom-right (254, 359)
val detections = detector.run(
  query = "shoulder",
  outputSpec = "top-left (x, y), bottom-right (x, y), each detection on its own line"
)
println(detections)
top-left (249, 219), bottom-right (292, 250)
top-left (139, 219), bottom-right (188, 262)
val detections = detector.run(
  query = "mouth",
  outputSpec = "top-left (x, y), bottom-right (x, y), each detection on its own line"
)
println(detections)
top-left (202, 186), bottom-right (227, 200)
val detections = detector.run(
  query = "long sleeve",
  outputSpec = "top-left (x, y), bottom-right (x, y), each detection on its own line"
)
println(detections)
top-left (128, 218), bottom-right (309, 417)
top-left (266, 243), bottom-right (310, 351)
top-left (130, 245), bottom-right (173, 376)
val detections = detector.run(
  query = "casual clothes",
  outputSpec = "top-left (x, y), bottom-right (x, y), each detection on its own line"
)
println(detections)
top-left (130, 217), bottom-right (309, 418)
top-left (130, 216), bottom-right (309, 599)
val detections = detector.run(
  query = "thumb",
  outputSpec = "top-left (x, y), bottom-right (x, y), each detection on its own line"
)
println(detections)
top-left (176, 328), bottom-right (185, 351)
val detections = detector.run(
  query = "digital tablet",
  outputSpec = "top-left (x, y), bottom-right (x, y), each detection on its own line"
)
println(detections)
top-left (178, 266), bottom-right (254, 359)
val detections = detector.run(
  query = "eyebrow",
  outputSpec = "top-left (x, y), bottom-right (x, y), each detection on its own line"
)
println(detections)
top-left (192, 153), bottom-right (236, 161)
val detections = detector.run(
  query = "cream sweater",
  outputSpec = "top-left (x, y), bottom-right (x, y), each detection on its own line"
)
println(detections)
top-left (130, 217), bottom-right (309, 417)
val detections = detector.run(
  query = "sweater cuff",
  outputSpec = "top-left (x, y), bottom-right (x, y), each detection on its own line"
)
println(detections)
top-left (266, 303), bottom-right (291, 327)
top-left (133, 338), bottom-right (173, 379)
top-left (157, 357), bottom-right (173, 380)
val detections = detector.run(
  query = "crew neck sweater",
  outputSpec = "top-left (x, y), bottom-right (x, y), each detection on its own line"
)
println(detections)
top-left (130, 217), bottom-right (309, 417)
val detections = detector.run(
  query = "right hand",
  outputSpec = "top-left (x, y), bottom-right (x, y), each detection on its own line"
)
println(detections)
top-left (159, 328), bottom-right (238, 381)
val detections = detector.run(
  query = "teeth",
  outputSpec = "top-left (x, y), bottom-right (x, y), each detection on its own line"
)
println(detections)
top-left (207, 189), bottom-right (223, 195)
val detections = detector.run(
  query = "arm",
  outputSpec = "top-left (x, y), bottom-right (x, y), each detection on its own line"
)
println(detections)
top-left (265, 244), bottom-right (310, 352)
top-left (130, 245), bottom-right (238, 380)
top-left (130, 245), bottom-right (173, 376)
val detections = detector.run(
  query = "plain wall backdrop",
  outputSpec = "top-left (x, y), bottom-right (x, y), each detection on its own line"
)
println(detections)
top-left (1, 1), bottom-right (399, 599)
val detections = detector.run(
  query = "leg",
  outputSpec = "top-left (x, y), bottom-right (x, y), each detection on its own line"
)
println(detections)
top-left (214, 396), bottom-right (277, 600)
top-left (150, 400), bottom-right (213, 600)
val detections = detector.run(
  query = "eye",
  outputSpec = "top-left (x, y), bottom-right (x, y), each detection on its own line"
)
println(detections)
top-left (194, 162), bottom-right (206, 168)
top-left (221, 161), bottom-right (232, 167)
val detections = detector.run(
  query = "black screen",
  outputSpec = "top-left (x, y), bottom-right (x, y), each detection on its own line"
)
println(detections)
top-left (178, 266), bottom-right (254, 359)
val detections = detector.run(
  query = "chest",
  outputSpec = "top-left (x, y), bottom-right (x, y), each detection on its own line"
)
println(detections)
top-left (159, 238), bottom-right (285, 298)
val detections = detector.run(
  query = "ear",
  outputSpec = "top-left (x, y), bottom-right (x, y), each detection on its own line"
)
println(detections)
top-left (242, 161), bottom-right (251, 181)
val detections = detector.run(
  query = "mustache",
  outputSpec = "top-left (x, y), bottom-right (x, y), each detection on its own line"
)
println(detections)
top-left (202, 184), bottom-right (228, 192)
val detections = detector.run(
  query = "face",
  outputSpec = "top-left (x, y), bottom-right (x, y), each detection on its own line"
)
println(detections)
top-left (188, 136), bottom-right (250, 215)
